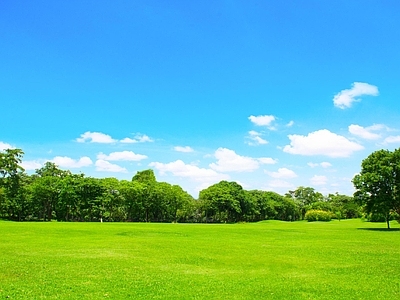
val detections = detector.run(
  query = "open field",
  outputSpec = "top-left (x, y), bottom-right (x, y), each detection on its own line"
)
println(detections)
top-left (1, 219), bottom-right (399, 299)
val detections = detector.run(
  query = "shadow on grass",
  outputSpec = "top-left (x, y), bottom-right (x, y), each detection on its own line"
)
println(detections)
top-left (357, 228), bottom-right (400, 232)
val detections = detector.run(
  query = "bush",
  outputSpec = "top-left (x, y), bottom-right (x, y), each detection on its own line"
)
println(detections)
top-left (305, 209), bottom-right (332, 222)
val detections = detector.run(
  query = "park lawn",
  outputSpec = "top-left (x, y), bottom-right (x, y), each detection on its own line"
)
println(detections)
top-left (0, 219), bottom-right (399, 299)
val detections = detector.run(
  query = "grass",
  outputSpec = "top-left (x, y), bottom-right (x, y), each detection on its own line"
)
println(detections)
top-left (0, 219), bottom-right (399, 299)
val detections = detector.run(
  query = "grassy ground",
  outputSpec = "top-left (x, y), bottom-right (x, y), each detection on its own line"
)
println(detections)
top-left (0, 219), bottom-right (399, 299)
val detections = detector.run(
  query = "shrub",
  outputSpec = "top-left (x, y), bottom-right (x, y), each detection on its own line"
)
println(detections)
top-left (305, 209), bottom-right (332, 222)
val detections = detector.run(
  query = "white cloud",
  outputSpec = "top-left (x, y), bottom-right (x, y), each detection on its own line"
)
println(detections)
top-left (265, 168), bottom-right (297, 179)
top-left (333, 82), bottom-right (379, 109)
top-left (52, 156), bottom-right (93, 168)
top-left (149, 160), bottom-right (229, 183)
top-left (95, 160), bottom-right (127, 173)
top-left (320, 162), bottom-right (332, 168)
top-left (283, 129), bottom-right (364, 157)
top-left (308, 162), bottom-right (332, 168)
top-left (120, 133), bottom-right (154, 144)
top-left (210, 148), bottom-right (260, 172)
top-left (258, 157), bottom-right (278, 165)
top-left (249, 130), bottom-right (259, 136)
top-left (120, 138), bottom-right (137, 144)
top-left (0, 142), bottom-right (14, 151)
top-left (246, 131), bottom-right (268, 146)
top-left (97, 151), bottom-right (147, 161)
top-left (310, 175), bottom-right (328, 186)
top-left (348, 124), bottom-right (383, 140)
top-left (174, 146), bottom-right (194, 153)
top-left (286, 120), bottom-right (294, 127)
top-left (383, 135), bottom-right (400, 144)
top-left (21, 160), bottom-right (42, 171)
top-left (76, 132), bottom-right (116, 143)
top-left (249, 115), bottom-right (276, 130)
top-left (135, 134), bottom-right (153, 143)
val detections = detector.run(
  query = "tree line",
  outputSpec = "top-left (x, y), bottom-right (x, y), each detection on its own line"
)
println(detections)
top-left (0, 148), bottom-right (371, 223)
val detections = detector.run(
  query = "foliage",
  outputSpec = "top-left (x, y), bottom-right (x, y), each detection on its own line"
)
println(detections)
top-left (353, 148), bottom-right (400, 228)
top-left (305, 209), bottom-right (332, 222)
top-left (0, 147), bottom-right (362, 224)
top-left (286, 186), bottom-right (323, 219)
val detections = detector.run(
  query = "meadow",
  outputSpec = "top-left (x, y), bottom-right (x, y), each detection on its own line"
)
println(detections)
top-left (0, 219), bottom-right (399, 299)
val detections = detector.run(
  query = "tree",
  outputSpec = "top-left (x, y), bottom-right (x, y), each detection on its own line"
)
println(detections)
top-left (286, 186), bottom-right (323, 219)
top-left (132, 169), bottom-right (156, 184)
top-left (199, 181), bottom-right (244, 223)
top-left (0, 149), bottom-right (28, 220)
top-left (353, 148), bottom-right (400, 229)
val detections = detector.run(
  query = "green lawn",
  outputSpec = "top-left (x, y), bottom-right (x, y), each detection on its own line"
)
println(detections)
top-left (1, 219), bottom-right (399, 299)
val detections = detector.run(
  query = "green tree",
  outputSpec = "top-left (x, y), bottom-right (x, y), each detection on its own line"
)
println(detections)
top-left (29, 162), bottom-right (69, 221)
top-left (353, 148), bottom-right (400, 229)
top-left (199, 181), bottom-right (244, 223)
top-left (286, 186), bottom-right (323, 219)
top-left (132, 169), bottom-right (156, 184)
top-left (328, 193), bottom-right (360, 220)
top-left (0, 149), bottom-right (28, 220)
top-left (119, 180), bottom-right (146, 222)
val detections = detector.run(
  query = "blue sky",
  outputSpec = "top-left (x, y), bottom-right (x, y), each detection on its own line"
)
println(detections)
top-left (1, 1), bottom-right (400, 197)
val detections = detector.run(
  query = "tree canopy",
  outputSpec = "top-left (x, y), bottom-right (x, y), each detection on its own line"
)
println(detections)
top-left (0, 147), bottom-right (362, 224)
top-left (353, 148), bottom-right (400, 228)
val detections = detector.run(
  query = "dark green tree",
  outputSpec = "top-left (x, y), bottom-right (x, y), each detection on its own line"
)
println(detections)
top-left (353, 148), bottom-right (400, 229)
top-left (286, 186), bottom-right (323, 219)
top-left (0, 149), bottom-right (27, 220)
top-left (199, 181), bottom-right (244, 223)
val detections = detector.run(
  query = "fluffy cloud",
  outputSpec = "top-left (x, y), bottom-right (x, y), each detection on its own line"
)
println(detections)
top-left (97, 151), bottom-right (147, 161)
top-left (95, 160), bottom-right (127, 173)
top-left (258, 157), bottom-right (278, 165)
top-left (383, 135), bottom-right (400, 144)
top-left (265, 168), bottom-right (297, 179)
top-left (308, 162), bottom-right (332, 168)
top-left (310, 175), bottom-right (328, 186)
top-left (0, 141), bottom-right (14, 151)
top-left (348, 124), bottom-right (384, 140)
top-left (210, 148), bottom-right (260, 172)
top-left (246, 131), bottom-right (268, 146)
top-left (286, 121), bottom-right (294, 127)
top-left (249, 115), bottom-right (276, 130)
top-left (333, 82), bottom-right (379, 109)
top-left (52, 156), bottom-right (93, 168)
top-left (174, 146), bottom-right (194, 153)
top-left (21, 160), bottom-right (42, 171)
top-left (149, 160), bottom-right (229, 183)
top-left (120, 134), bottom-right (154, 143)
top-left (76, 132), bottom-right (116, 143)
top-left (283, 129), bottom-right (364, 157)
top-left (320, 162), bottom-right (332, 168)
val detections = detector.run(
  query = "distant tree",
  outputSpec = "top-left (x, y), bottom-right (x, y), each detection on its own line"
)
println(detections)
top-left (286, 186), bottom-right (323, 219)
top-left (132, 169), bottom-right (156, 184)
top-left (119, 180), bottom-right (146, 222)
top-left (353, 148), bottom-right (400, 229)
top-left (328, 193), bottom-right (360, 219)
top-left (199, 181), bottom-right (244, 223)
top-left (0, 149), bottom-right (27, 220)
top-left (29, 162), bottom-right (69, 221)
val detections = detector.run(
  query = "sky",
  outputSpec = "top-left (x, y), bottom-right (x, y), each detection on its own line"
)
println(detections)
top-left (1, 1), bottom-right (400, 198)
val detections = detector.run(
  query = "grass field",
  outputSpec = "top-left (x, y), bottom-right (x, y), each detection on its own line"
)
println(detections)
top-left (1, 219), bottom-right (399, 299)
